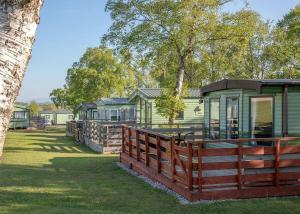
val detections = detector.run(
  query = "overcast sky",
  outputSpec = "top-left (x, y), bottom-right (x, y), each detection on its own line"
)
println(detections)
top-left (17, 0), bottom-right (300, 102)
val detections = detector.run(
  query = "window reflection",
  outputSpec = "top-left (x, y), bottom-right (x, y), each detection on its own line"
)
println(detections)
top-left (250, 97), bottom-right (273, 145)
top-left (226, 98), bottom-right (239, 139)
top-left (209, 98), bottom-right (220, 139)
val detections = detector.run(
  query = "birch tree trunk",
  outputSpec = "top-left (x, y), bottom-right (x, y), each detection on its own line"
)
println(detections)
top-left (0, 0), bottom-right (43, 158)
top-left (168, 55), bottom-right (185, 125)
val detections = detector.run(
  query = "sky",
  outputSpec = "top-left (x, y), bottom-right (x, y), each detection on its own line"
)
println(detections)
top-left (17, 0), bottom-right (300, 102)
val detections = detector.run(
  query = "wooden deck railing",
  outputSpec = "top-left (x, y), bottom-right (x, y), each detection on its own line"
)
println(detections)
top-left (121, 125), bottom-right (300, 201)
top-left (66, 121), bottom-right (77, 137)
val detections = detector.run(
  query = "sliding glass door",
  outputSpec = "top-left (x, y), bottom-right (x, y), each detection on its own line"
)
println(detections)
top-left (226, 97), bottom-right (239, 139)
top-left (250, 97), bottom-right (274, 143)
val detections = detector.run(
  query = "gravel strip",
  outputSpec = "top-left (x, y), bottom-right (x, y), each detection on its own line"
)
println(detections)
top-left (116, 162), bottom-right (213, 205)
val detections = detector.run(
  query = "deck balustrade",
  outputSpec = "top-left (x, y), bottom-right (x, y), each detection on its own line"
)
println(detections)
top-left (121, 125), bottom-right (300, 201)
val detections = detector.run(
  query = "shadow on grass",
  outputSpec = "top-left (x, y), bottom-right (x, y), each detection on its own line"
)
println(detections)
top-left (0, 156), bottom-right (120, 212)
top-left (6, 134), bottom-right (97, 154)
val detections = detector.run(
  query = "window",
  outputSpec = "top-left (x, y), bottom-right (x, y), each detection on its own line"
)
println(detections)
top-left (110, 110), bottom-right (118, 121)
top-left (226, 97), bottom-right (239, 139)
top-left (14, 111), bottom-right (25, 119)
top-left (68, 115), bottom-right (73, 120)
top-left (209, 98), bottom-right (220, 139)
top-left (250, 97), bottom-right (273, 142)
top-left (129, 108), bottom-right (135, 121)
top-left (121, 108), bottom-right (127, 121)
top-left (45, 115), bottom-right (50, 119)
top-left (175, 111), bottom-right (184, 120)
top-left (93, 111), bottom-right (98, 120)
top-left (105, 110), bottom-right (109, 121)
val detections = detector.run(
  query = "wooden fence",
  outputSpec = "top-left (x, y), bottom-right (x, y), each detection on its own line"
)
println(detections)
top-left (120, 125), bottom-right (300, 201)
top-left (66, 121), bottom-right (136, 153)
top-left (82, 121), bottom-right (134, 153)
top-left (66, 121), bottom-right (77, 138)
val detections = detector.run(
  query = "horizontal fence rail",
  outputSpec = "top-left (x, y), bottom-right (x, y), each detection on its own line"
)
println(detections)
top-left (120, 125), bottom-right (300, 201)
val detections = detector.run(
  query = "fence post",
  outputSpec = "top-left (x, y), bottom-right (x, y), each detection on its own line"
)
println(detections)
top-left (237, 142), bottom-right (243, 190)
top-left (197, 142), bottom-right (202, 193)
top-left (136, 129), bottom-right (140, 161)
top-left (275, 139), bottom-right (281, 186)
top-left (188, 142), bottom-right (193, 191)
top-left (121, 126), bottom-right (125, 153)
top-left (171, 137), bottom-right (176, 182)
top-left (156, 136), bottom-right (161, 173)
top-left (105, 126), bottom-right (109, 147)
top-left (145, 132), bottom-right (150, 166)
top-left (128, 127), bottom-right (132, 157)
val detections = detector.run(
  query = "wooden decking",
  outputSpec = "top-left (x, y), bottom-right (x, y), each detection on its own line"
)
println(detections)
top-left (121, 125), bottom-right (300, 201)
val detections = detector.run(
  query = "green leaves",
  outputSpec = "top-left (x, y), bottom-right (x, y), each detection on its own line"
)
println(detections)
top-left (50, 47), bottom-right (139, 115)
top-left (154, 88), bottom-right (186, 120)
top-left (267, 4), bottom-right (300, 79)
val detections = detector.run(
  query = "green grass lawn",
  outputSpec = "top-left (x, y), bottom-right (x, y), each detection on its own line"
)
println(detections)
top-left (1, 128), bottom-right (300, 213)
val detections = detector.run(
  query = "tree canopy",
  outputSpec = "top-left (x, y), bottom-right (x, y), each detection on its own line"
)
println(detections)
top-left (103, 0), bottom-right (275, 122)
top-left (51, 2), bottom-right (300, 123)
top-left (50, 47), bottom-right (140, 115)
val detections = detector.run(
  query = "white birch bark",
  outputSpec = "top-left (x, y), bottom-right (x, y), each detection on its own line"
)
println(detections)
top-left (0, 0), bottom-right (43, 158)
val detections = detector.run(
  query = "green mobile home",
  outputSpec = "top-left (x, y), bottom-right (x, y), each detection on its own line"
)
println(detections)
top-left (97, 98), bottom-right (135, 122)
top-left (129, 88), bottom-right (203, 127)
top-left (9, 105), bottom-right (30, 129)
top-left (77, 102), bottom-right (98, 120)
top-left (201, 79), bottom-right (300, 141)
top-left (40, 110), bottom-right (55, 124)
top-left (40, 109), bottom-right (74, 125)
top-left (54, 109), bottom-right (74, 125)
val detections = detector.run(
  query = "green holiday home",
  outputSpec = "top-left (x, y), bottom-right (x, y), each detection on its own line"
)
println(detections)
top-left (129, 88), bottom-right (203, 127)
top-left (9, 105), bottom-right (30, 129)
top-left (201, 79), bottom-right (300, 140)
top-left (40, 109), bottom-right (75, 125)
top-left (97, 98), bottom-right (135, 122)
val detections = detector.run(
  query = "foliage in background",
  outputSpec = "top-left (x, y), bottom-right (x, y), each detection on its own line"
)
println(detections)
top-left (49, 2), bottom-right (300, 123)
top-left (16, 101), bottom-right (57, 116)
top-left (50, 47), bottom-right (140, 115)
top-left (155, 87), bottom-right (187, 123)
top-left (267, 5), bottom-right (300, 78)
top-left (103, 0), bottom-right (237, 123)
top-left (28, 101), bottom-right (41, 117)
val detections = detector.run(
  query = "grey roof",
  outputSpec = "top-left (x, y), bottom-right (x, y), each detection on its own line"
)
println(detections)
top-left (76, 102), bottom-right (97, 111)
top-left (40, 110), bottom-right (54, 114)
top-left (14, 104), bottom-right (29, 110)
top-left (131, 88), bottom-right (201, 100)
top-left (201, 79), bottom-right (300, 95)
top-left (98, 98), bottom-right (130, 105)
top-left (55, 109), bottom-right (73, 114)
top-left (40, 109), bottom-right (73, 114)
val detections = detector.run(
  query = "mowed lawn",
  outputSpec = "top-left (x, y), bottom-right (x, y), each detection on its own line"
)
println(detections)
top-left (1, 129), bottom-right (300, 213)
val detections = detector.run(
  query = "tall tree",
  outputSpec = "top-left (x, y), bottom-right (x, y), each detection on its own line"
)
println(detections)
top-left (50, 88), bottom-right (67, 109)
top-left (28, 100), bottom-right (40, 116)
top-left (51, 47), bottom-right (139, 115)
top-left (103, 0), bottom-right (233, 124)
top-left (267, 5), bottom-right (300, 78)
top-left (0, 0), bottom-right (43, 157)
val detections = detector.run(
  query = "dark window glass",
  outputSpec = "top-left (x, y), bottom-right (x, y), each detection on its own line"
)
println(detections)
top-left (226, 98), bottom-right (239, 139)
top-left (92, 111), bottom-right (98, 120)
top-left (14, 111), bottom-right (25, 119)
top-left (175, 111), bottom-right (184, 120)
top-left (129, 108), bottom-right (135, 121)
top-left (110, 110), bottom-right (118, 121)
top-left (209, 98), bottom-right (220, 139)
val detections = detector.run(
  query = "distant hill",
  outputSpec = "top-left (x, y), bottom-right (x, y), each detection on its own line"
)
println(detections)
top-left (16, 97), bottom-right (52, 104)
